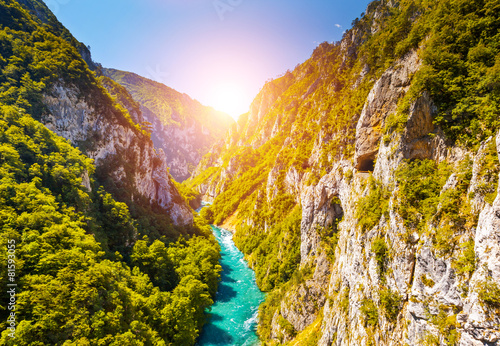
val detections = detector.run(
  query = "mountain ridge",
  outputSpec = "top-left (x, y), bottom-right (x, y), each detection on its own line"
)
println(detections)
top-left (103, 67), bottom-right (235, 182)
top-left (190, 0), bottom-right (500, 344)
top-left (0, 0), bottom-right (223, 344)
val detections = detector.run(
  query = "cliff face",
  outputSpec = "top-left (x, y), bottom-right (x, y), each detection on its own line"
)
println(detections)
top-left (191, 0), bottom-right (500, 344)
top-left (8, 0), bottom-right (193, 227)
top-left (103, 68), bottom-right (234, 182)
top-left (42, 83), bottom-right (193, 226)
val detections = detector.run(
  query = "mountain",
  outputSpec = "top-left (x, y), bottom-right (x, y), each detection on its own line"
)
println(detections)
top-left (0, 0), bottom-right (221, 344)
top-left (190, 0), bottom-right (500, 344)
top-left (103, 68), bottom-right (235, 182)
top-left (1, 0), bottom-right (192, 226)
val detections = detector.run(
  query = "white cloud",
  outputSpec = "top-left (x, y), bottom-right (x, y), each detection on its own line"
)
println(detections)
top-left (334, 24), bottom-right (342, 28)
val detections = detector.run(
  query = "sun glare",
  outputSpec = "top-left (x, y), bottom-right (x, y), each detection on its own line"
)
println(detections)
top-left (210, 84), bottom-right (249, 120)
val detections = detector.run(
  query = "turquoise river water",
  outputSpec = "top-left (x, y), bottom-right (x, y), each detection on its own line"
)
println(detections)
top-left (197, 225), bottom-right (265, 346)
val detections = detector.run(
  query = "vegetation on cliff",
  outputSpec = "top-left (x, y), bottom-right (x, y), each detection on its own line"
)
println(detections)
top-left (0, 0), bottom-right (222, 344)
top-left (0, 104), bottom-right (221, 344)
top-left (103, 68), bottom-right (235, 181)
top-left (191, 0), bottom-right (500, 344)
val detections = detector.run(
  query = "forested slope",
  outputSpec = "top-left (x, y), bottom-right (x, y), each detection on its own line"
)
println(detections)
top-left (104, 68), bottom-right (234, 182)
top-left (190, 0), bottom-right (500, 344)
top-left (0, 0), bottom-right (221, 344)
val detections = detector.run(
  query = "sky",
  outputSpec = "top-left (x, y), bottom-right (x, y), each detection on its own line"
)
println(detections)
top-left (46, 0), bottom-right (372, 119)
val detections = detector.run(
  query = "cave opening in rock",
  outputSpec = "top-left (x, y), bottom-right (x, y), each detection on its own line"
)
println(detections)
top-left (358, 157), bottom-right (375, 172)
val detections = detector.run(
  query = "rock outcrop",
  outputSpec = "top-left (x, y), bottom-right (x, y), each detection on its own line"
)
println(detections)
top-left (354, 50), bottom-right (420, 171)
top-left (103, 68), bottom-right (234, 182)
top-left (42, 83), bottom-right (193, 227)
top-left (15, 0), bottom-right (193, 227)
top-left (191, 0), bottom-right (500, 344)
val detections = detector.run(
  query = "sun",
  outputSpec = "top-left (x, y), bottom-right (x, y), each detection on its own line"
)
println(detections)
top-left (209, 83), bottom-right (249, 120)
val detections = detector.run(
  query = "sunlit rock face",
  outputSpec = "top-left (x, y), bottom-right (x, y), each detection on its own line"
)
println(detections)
top-left (14, 0), bottom-right (194, 227)
top-left (191, 0), bottom-right (500, 344)
top-left (354, 50), bottom-right (420, 171)
top-left (103, 68), bottom-right (235, 182)
top-left (42, 83), bottom-right (193, 227)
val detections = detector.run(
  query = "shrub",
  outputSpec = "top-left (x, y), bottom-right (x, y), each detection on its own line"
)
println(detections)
top-left (452, 239), bottom-right (476, 277)
top-left (476, 137), bottom-right (499, 204)
top-left (356, 176), bottom-right (390, 232)
top-left (396, 159), bottom-right (450, 231)
top-left (339, 287), bottom-right (350, 315)
top-left (361, 298), bottom-right (379, 326)
top-left (372, 237), bottom-right (389, 276)
top-left (278, 316), bottom-right (297, 339)
top-left (427, 309), bottom-right (458, 346)
top-left (478, 278), bottom-right (500, 308)
top-left (380, 288), bottom-right (401, 322)
top-left (433, 157), bottom-right (476, 256)
top-left (421, 274), bottom-right (436, 288)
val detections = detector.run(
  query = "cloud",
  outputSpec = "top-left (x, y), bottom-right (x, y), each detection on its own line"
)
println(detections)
top-left (334, 24), bottom-right (342, 28)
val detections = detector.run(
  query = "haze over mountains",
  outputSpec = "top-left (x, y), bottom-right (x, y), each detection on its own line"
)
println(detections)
top-left (1, 0), bottom-right (500, 345)
top-left (103, 68), bottom-right (234, 182)
top-left (190, 0), bottom-right (500, 344)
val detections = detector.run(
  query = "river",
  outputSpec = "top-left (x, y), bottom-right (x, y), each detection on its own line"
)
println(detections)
top-left (197, 224), bottom-right (265, 346)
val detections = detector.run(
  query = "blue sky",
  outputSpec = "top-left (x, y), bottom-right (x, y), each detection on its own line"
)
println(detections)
top-left (46, 0), bottom-right (372, 118)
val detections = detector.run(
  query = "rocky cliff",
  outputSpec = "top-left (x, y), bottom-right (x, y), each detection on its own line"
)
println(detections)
top-left (191, 0), bottom-right (500, 344)
top-left (41, 82), bottom-right (193, 226)
top-left (103, 68), bottom-right (234, 182)
top-left (7, 0), bottom-right (193, 227)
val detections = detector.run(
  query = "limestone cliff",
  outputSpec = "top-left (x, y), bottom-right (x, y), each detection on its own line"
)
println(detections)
top-left (103, 68), bottom-right (234, 182)
top-left (191, 0), bottom-right (500, 344)
top-left (41, 83), bottom-right (193, 226)
top-left (13, 0), bottom-right (193, 227)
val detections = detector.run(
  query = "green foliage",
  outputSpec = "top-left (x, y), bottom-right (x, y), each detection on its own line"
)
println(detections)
top-left (189, 0), bottom-right (500, 343)
top-left (174, 180), bottom-right (201, 210)
top-left (395, 157), bottom-right (478, 255)
top-left (257, 265), bottom-right (313, 342)
top-left (319, 223), bottom-right (340, 263)
top-left (209, 145), bottom-right (272, 225)
top-left (433, 157), bottom-right (476, 255)
top-left (258, 288), bottom-right (285, 341)
top-left (476, 137), bottom-right (499, 204)
top-left (356, 176), bottom-right (390, 232)
top-left (384, 111), bottom-right (409, 135)
top-left (344, 168), bottom-right (353, 182)
top-left (361, 0), bottom-right (500, 146)
top-left (0, 0), bottom-right (178, 244)
top-left (380, 288), bottom-right (401, 322)
top-left (426, 309), bottom-right (459, 346)
top-left (371, 237), bottom-right (389, 276)
top-left (414, 0), bottom-right (500, 146)
top-left (0, 1), bottom-right (226, 345)
top-left (338, 287), bottom-right (350, 315)
top-left (236, 206), bottom-right (302, 292)
top-left (452, 239), bottom-right (476, 277)
top-left (360, 298), bottom-right (379, 326)
top-left (278, 315), bottom-right (297, 339)
top-left (396, 159), bottom-right (451, 231)
top-left (478, 278), bottom-right (500, 308)
top-left (359, 1), bottom-right (425, 71)
top-left (199, 206), bottom-right (215, 224)
top-left (131, 238), bottom-right (177, 291)
top-left (421, 274), bottom-right (436, 288)
top-left (0, 104), bottom-right (220, 344)
top-left (93, 187), bottom-right (136, 254)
